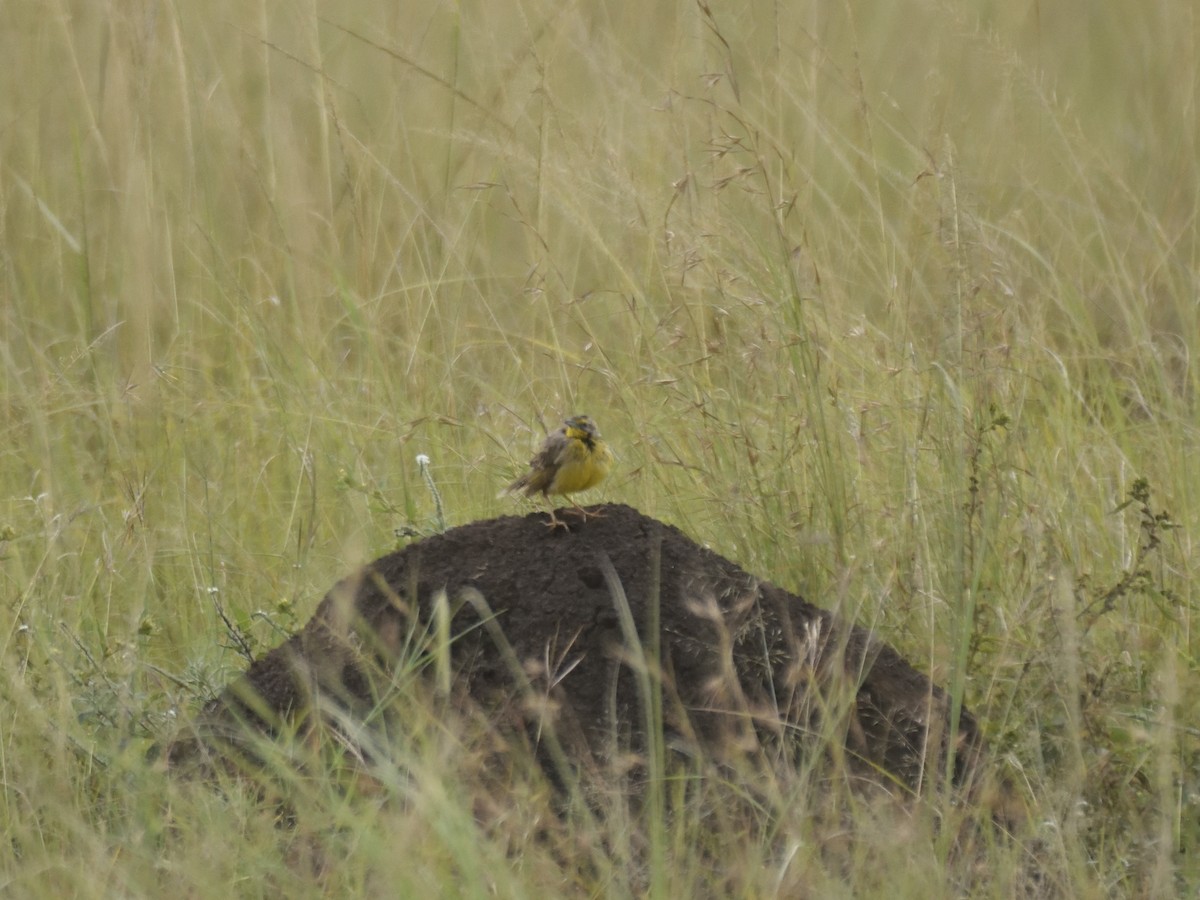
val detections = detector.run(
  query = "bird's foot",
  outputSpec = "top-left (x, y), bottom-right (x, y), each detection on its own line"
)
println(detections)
top-left (543, 509), bottom-right (570, 530)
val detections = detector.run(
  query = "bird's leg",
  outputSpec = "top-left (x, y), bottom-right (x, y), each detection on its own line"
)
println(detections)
top-left (543, 502), bottom-right (569, 530)
top-left (567, 499), bottom-right (605, 520)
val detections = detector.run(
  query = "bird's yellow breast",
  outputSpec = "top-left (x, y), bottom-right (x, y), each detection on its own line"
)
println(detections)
top-left (548, 432), bottom-right (613, 496)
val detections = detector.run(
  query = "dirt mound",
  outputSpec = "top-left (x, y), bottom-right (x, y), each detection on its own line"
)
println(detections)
top-left (168, 504), bottom-right (987, 793)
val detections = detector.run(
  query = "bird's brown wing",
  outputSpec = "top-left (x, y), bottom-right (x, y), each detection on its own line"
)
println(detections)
top-left (505, 428), bottom-right (568, 496)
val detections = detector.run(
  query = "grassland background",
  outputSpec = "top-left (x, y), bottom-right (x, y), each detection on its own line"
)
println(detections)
top-left (1, 0), bottom-right (1197, 896)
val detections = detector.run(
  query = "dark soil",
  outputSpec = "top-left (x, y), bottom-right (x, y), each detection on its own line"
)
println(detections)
top-left (168, 504), bottom-right (989, 796)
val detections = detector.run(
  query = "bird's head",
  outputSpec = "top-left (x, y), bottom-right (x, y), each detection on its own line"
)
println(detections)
top-left (564, 415), bottom-right (599, 440)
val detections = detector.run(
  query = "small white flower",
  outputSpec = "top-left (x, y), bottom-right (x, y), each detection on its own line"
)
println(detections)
top-left (416, 454), bottom-right (431, 466)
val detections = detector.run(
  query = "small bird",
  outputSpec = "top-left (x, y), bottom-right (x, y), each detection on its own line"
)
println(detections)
top-left (502, 414), bottom-right (614, 528)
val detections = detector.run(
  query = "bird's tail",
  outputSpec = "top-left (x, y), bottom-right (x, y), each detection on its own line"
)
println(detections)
top-left (497, 474), bottom-right (530, 499)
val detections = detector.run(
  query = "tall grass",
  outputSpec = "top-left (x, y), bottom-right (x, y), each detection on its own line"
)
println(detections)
top-left (1, 0), bottom-right (1197, 894)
